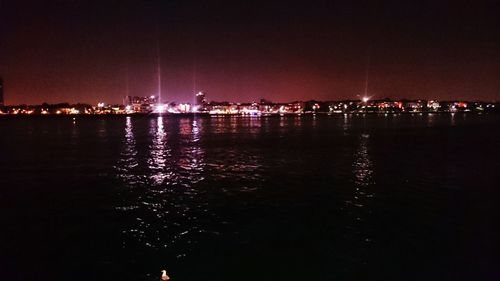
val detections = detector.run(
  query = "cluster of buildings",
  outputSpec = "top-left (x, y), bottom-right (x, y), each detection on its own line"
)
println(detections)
top-left (114, 94), bottom-right (495, 115)
top-left (0, 95), bottom-right (497, 116)
top-left (326, 99), bottom-right (496, 113)
top-left (0, 77), bottom-right (497, 115)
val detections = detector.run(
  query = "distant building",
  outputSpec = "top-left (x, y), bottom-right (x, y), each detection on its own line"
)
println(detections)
top-left (195, 91), bottom-right (207, 112)
top-left (177, 103), bottom-right (191, 113)
top-left (195, 92), bottom-right (206, 105)
top-left (125, 95), bottom-right (156, 113)
top-left (438, 101), bottom-right (468, 112)
top-left (402, 100), bottom-right (426, 112)
top-left (125, 95), bottom-right (157, 105)
top-left (427, 100), bottom-right (440, 111)
top-left (0, 78), bottom-right (4, 106)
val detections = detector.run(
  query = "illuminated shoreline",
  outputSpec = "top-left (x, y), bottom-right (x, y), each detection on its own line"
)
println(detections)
top-left (0, 98), bottom-right (497, 116)
top-left (0, 111), bottom-right (497, 118)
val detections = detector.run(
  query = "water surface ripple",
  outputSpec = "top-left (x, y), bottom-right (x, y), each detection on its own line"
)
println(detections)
top-left (0, 114), bottom-right (499, 281)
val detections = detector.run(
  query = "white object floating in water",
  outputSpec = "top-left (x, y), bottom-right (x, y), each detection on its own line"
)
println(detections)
top-left (161, 269), bottom-right (170, 280)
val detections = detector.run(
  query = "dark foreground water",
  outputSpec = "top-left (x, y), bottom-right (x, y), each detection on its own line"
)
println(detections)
top-left (0, 114), bottom-right (499, 281)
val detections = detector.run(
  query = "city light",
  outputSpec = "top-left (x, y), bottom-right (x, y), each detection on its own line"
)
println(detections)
top-left (0, 93), bottom-right (496, 115)
top-left (154, 104), bottom-right (166, 113)
top-left (178, 103), bottom-right (191, 113)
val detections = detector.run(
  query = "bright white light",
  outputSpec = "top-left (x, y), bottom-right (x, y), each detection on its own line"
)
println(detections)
top-left (125, 105), bottom-right (133, 113)
top-left (155, 104), bottom-right (166, 113)
top-left (362, 97), bottom-right (369, 103)
top-left (178, 103), bottom-right (191, 113)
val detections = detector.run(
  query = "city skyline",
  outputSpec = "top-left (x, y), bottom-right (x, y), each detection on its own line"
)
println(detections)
top-left (1, 92), bottom-right (496, 116)
top-left (0, 91), bottom-right (497, 108)
top-left (1, 0), bottom-right (499, 105)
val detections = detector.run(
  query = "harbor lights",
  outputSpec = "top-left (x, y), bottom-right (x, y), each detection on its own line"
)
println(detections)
top-left (155, 104), bottom-right (166, 114)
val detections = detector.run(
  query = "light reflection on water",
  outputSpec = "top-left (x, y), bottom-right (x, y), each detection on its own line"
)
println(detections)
top-left (177, 118), bottom-right (205, 186)
top-left (113, 116), bottom-right (270, 260)
top-left (353, 134), bottom-right (374, 189)
top-left (148, 116), bottom-right (169, 186)
top-left (342, 114), bottom-right (351, 135)
top-left (108, 114), bottom-right (480, 279)
top-left (1, 114), bottom-right (496, 280)
top-left (70, 119), bottom-right (79, 146)
top-left (117, 116), bottom-right (379, 260)
top-left (208, 117), bottom-right (265, 188)
top-left (115, 117), bottom-right (139, 185)
top-left (97, 119), bottom-right (107, 140)
top-left (115, 117), bottom-right (215, 258)
top-left (294, 115), bottom-right (302, 127)
top-left (343, 133), bottom-right (375, 266)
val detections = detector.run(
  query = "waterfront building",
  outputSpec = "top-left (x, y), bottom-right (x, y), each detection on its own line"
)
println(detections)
top-left (195, 92), bottom-right (207, 112)
top-left (238, 102), bottom-right (260, 115)
top-left (258, 100), bottom-right (274, 113)
top-left (177, 103), bottom-right (191, 113)
top-left (125, 95), bottom-right (157, 113)
top-left (439, 101), bottom-right (467, 112)
top-left (402, 100), bottom-right (426, 112)
top-left (427, 100), bottom-right (441, 111)
top-left (195, 92), bottom-right (207, 106)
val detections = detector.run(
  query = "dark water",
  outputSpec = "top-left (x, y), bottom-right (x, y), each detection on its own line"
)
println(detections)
top-left (1, 114), bottom-right (499, 281)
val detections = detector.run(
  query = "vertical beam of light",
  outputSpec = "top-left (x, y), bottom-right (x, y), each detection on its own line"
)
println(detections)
top-left (124, 64), bottom-right (130, 106)
top-left (364, 48), bottom-right (371, 98)
top-left (156, 25), bottom-right (162, 104)
top-left (192, 61), bottom-right (197, 104)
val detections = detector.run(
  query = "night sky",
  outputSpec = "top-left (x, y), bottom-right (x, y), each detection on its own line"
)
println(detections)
top-left (1, 0), bottom-right (499, 105)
